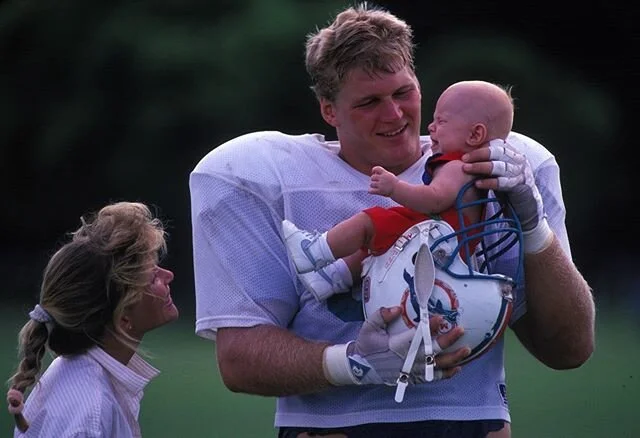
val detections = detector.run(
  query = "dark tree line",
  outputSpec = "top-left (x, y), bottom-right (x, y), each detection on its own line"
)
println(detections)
top-left (1, 0), bottom-right (636, 307)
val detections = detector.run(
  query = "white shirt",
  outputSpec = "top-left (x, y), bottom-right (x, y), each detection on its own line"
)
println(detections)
top-left (15, 346), bottom-right (159, 438)
top-left (189, 130), bottom-right (569, 427)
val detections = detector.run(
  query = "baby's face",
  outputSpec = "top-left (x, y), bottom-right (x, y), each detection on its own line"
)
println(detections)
top-left (427, 106), bottom-right (471, 155)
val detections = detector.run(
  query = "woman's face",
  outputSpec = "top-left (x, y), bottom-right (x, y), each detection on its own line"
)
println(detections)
top-left (126, 265), bottom-right (178, 338)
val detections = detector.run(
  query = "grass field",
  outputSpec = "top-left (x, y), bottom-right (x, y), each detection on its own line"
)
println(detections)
top-left (1, 306), bottom-right (638, 438)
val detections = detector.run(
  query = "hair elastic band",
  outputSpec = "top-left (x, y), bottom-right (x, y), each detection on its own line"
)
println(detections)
top-left (29, 304), bottom-right (52, 323)
top-left (29, 304), bottom-right (54, 333)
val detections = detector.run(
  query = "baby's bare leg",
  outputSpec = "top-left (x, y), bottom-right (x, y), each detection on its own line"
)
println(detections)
top-left (343, 249), bottom-right (368, 285)
top-left (326, 212), bottom-right (375, 260)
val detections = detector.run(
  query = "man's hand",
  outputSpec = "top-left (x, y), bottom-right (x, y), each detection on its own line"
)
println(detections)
top-left (369, 166), bottom-right (397, 197)
top-left (322, 307), bottom-right (468, 386)
top-left (462, 139), bottom-right (554, 254)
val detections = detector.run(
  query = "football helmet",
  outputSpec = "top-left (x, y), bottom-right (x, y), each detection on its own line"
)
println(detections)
top-left (361, 181), bottom-right (523, 377)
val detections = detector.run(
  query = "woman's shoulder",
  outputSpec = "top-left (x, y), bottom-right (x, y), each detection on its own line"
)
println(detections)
top-left (39, 354), bottom-right (113, 397)
top-left (21, 355), bottom-right (120, 438)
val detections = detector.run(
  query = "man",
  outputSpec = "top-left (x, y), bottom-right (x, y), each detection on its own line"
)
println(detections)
top-left (189, 3), bottom-right (595, 437)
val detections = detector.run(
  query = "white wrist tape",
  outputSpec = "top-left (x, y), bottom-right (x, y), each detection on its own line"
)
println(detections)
top-left (523, 218), bottom-right (554, 254)
top-left (322, 342), bottom-right (358, 386)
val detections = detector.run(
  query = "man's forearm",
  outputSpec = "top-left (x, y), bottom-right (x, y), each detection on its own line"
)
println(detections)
top-left (216, 325), bottom-right (333, 396)
top-left (517, 235), bottom-right (595, 368)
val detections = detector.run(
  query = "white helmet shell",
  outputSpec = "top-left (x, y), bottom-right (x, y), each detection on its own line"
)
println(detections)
top-left (361, 219), bottom-right (515, 365)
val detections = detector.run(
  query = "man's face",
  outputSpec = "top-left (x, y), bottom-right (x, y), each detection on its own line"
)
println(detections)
top-left (320, 66), bottom-right (422, 175)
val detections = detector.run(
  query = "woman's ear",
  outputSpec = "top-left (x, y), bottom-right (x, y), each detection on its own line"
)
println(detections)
top-left (119, 314), bottom-right (133, 333)
top-left (468, 123), bottom-right (487, 147)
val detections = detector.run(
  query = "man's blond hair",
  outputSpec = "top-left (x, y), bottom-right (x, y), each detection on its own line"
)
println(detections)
top-left (305, 2), bottom-right (415, 101)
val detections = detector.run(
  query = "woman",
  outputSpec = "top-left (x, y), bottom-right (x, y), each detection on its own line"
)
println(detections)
top-left (6, 201), bottom-right (179, 437)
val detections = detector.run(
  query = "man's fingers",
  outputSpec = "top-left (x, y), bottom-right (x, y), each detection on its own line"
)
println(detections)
top-left (488, 144), bottom-right (522, 161)
top-left (389, 326), bottom-right (418, 357)
top-left (431, 324), bottom-right (469, 370)
top-left (428, 315), bottom-right (443, 333)
top-left (436, 325), bottom-right (464, 349)
top-left (462, 147), bottom-right (492, 163)
top-left (435, 346), bottom-right (470, 371)
top-left (366, 306), bottom-right (386, 328)
top-left (428, 315), bottom-right (464, 345)
top-left (378, 306), bottom-right (402, 325)
top-left (463, 164), bottom-right (526, 192)
top-left (435, 365), bottom-right (462, 380)
top-left (473, 178), bottom-right (499, 191)
top-left (462, 162), bottom-right (494, 176)
top-left (462, 140), bottom-right (526, 186)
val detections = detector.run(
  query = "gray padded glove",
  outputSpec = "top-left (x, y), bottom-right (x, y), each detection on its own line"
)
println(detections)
top-left (322, 307), bottom-right (429, 386)
top-left (487, 139), bottom-right (554, 253)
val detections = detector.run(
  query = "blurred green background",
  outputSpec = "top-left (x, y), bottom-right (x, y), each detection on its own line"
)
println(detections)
top-left (2, 309), bottom-right (639, 437)
top-left (1, 0), bottom-right (638, 436)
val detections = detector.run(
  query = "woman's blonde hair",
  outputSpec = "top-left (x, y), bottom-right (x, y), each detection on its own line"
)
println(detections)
top-left (8, 202), bottom-right (166, 397)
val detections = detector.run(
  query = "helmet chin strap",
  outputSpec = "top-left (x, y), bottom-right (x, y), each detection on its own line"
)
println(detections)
top-left (395, 243), bottom-right (437, 403)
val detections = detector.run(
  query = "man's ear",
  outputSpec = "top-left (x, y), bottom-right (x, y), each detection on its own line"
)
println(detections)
top-left (468, 123), bottom-right (487, 147)
top-left (320, 98), bottom-right (339, 128)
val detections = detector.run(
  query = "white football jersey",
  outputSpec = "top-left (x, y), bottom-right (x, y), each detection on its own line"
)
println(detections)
top-left (189, 130), bottom-right (569, 427)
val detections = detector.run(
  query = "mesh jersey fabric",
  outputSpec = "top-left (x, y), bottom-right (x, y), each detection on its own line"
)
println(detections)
top-left (189, 130), bottom-right (570, 427)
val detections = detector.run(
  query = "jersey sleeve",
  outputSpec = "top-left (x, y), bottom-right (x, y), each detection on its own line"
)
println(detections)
top-left (536, 158), bottom-right (571, 257)
top-left (189, 168), bottom-right (298, 341)
top-left (501, 134), bottom-right (571, 324)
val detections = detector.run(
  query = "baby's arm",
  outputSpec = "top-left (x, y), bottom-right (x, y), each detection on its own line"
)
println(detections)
top-left (369, 161), bottom-right (472, 214)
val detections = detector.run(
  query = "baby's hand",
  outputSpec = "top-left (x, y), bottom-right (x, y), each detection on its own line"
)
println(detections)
top-left (369, 166), bottom-right (397, 197)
